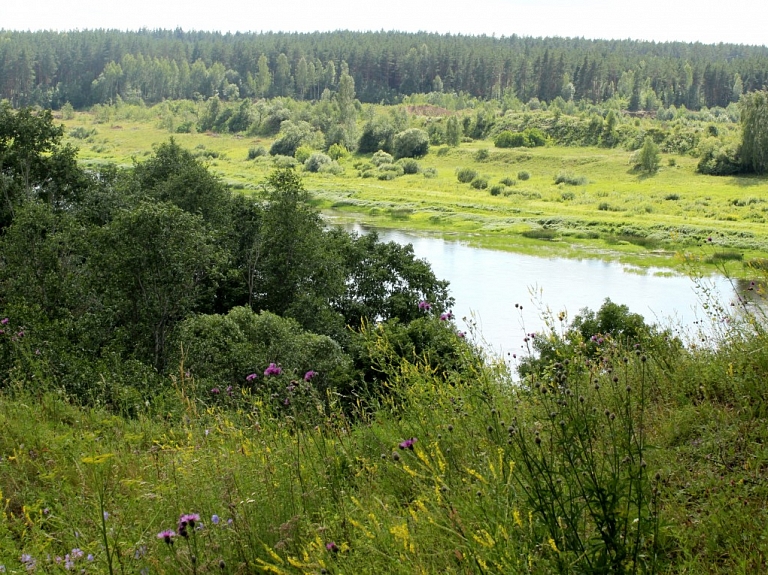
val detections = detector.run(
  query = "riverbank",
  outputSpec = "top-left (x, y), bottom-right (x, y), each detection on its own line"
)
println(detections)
top-left (60, 109), bottom-right (768, 277)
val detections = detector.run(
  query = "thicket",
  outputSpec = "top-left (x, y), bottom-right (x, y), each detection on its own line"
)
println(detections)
top-left (0, 106), bottom-right (458, 414)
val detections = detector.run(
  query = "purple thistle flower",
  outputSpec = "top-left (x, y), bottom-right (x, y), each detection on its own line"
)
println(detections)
top-left (211, 387), bottom-right (220, 394)
top-left (245, 373), bottom-right (257, 382)
top-left (226, 385), bottom-right (233, 396)
top-left (325, 542), bottom-right (339, 553)
top-left (457, 331), bottom-right (466, 338)
top-left (304, 370), bottom-right (318, 381)
top-left (157, 529), bottom-right (175, 544)
top-left (179, 513), bottom-right (200, 528)
top-left (264, 363), bottom-right (282, 376)
top-left (418, 300), bottom-right (432, 311)
top-left (0, 318), bottom-right (8, 325)
top-left (398, 437), bottom-right (417, 450)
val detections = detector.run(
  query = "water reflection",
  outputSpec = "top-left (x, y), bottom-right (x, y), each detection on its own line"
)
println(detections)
top-left (340, 222), bottom-right (746, 354)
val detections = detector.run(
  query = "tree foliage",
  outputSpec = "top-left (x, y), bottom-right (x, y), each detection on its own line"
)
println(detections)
top-left (739, 89), bottom-right (768, 174)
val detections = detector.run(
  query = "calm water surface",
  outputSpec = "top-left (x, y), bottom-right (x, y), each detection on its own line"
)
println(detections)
top-left (342, 223), bottom-right (738, 355)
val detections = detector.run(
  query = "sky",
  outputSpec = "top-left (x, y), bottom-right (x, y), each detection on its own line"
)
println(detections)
top-left (3, 0), bottom-right (767, 47)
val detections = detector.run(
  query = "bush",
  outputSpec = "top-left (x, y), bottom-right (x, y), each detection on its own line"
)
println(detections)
top-left (304, 152), bottom-right (332, 173)
top-left (473, 148), bottom-right (490, 161)
top-left (518, 170), bottom-right (531, 180)
top-left (395, 158), bottom-right (420, 174)
top-left (470, 176), bottom-right (488, 190)
top-left (377, 163), bottom-right (404, 180)
top-left (456, 167), bottom-right (478, 183)
top-left (422, 167), bottom-right (438, 178)
top-left (500, 177), bottom-right (517, 186)
top-left (554, 171), bottom-right (588, 186)
top-left (393, 128), bottom-right (430, 159)
top-left (247, 146), bottom-right (267, 160)
top-left (327, 143), bottom-right (349, 160)
top-left (294, 145), bottom-right (313, 164)
top-left (495, 130), bottom-right (527, 148)
top-left (489, 184), bottom-right (505, 196)
top-left (271, 155), bottom-right (299, 168)
top-left (371, 150), bottom-right (394, 166)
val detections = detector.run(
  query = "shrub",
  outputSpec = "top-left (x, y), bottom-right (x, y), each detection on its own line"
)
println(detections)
top-left (489, 184), bottom-right (505, 196)
top-left (304, 152), bottom-right (332, 173)
top-left (377, 163), bottom-right (404, 180)
top-left (395, 157), bottom-right (420, 174)
top-left (294, 145), bottom-right (313, 164)
top-left (247, 145), bottom-right (267, 160)
top-left (473, 148), bottom-right (490, 161)
top-left (371, 150), bottom-right (394, 166)
top-left (436, 146), bottom-right (450, 157)
top-left (69, 126), bottom-right (97, 140)
top-left (393, 128), bottom-right (430, 159)
top-left (518, 170), bottom-right (531, 180)
top-left (470, 176), bottom-right (488, 190)
top-left (327, 143), bottom-right (349, 160)
top-left (422, 167), bottom-right (438, 178)
top-left (495, 130), bottom-right (527, 148)
top-left (554, 171), bottom-right (588, 186)
top-left (456, 167), bottom-right (478, 183)
top-left (271, 155), bottom-right (299, 168)
top-left (664, 193), bottom-right (680, 201)
top-left (500, 177), bottom-right (517, 186)
top-left (521, 228), bottom-right (557, 240)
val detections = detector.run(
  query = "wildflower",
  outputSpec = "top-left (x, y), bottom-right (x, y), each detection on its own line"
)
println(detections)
top-left (103, 511), bottom-right (109, 520)
top-left (418, 300), bottom-right (432, 311)
top-left (211, 387), bottom-right (220, 394)
top-left (325, 542), bottom-right (339, 553)
top-left (87, 554), bottom-right (94, 561)
top-left (179, 513), bottom-right (200, 532)
top-left (157, 529), bottom-right (176, 544)
top-left (304, 370), bottom-right (318, 381)
top-left (226, 385), bottom-right (233, 396)
top-left (211, 514), bottom-right (220, 525)
top-left (245, 373), bottom-right (258, 382)
top-left (440, 311), bottom-right (454, 321)
top-left (457, 331), bottom-right (465, 338)
top-left (283, 398), bottom-right (290, 406)
top-left (0, 318), bottom-right (7, 325)
top-left (399, 437), bottom-right (417, 450)
top-left (264, 363), bottom-right (282, 376)
top-left (70, 549), bottom-right (84, 559)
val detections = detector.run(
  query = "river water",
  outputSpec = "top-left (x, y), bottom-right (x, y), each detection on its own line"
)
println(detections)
top-left (341, 223), bottom-right (741, 355)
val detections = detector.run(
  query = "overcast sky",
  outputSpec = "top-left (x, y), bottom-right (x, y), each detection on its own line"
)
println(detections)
top-left (3, 0), bottom-right (767, 46)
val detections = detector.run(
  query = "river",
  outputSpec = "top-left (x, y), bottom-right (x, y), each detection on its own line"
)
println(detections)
top-left (341, 223), bottom-right (743, 355)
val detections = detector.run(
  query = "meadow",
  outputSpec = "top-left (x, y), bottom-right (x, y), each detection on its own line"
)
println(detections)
top-left (60, 103), bottom-right (768, 276)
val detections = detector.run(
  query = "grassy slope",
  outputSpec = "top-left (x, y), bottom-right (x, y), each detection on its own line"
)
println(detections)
top-left (61, 109), bottom-right (768, 276)
top-left (2, 319), bottom-right (768, 573)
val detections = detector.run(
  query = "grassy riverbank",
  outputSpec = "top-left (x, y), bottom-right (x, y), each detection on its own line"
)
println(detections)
top-left (60, 107), bottom-right (768, 276)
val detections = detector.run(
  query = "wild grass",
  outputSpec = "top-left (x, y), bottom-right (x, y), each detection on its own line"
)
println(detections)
top-left (2, 281), bottom-right (768, 573)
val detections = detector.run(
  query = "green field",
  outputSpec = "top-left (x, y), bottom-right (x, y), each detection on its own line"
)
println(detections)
top-left (60, 106), bottom-right (768, 277)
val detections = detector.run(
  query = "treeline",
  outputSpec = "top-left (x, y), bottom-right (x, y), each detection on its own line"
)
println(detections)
top-left (0, 104), bottom-right (472, 413)
top-left (2, 29), bottom-right (768, 110)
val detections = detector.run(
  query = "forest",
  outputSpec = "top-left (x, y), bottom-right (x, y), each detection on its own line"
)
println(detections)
top-left (1, 29), bottom-right (767, 110)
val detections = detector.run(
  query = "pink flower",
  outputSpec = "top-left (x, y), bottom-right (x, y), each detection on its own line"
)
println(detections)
top-left (157, 530), bottom-right (175, 544)
top-left (304, 370), bottom-right (318, 381)
top-left (398, 437), bottom-right (417, 450)
top-left (245, 373), bottom-right (257, 382)
top-left (264, 363), bottom-right (282, 376)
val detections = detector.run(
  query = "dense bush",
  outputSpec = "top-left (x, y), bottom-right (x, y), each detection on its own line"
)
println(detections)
top-left (371, 150), bottom-right (394, 166)
top-left (393, 128), bottom-right (430, 159)
top-left (470, 176), bottom-right (488, 189)
top-left (456, 167), bottom-right (478, 183)
top-left (554, 171), bottom-right (588, 185)
top-left (304, 152), bottom-right (332, 172)
top-left (395, 157), bottom-right (420, 174)
top-left (518, 170), bottom-right (531, 180)
top-left (247, 145), bottom-right (267, 159)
